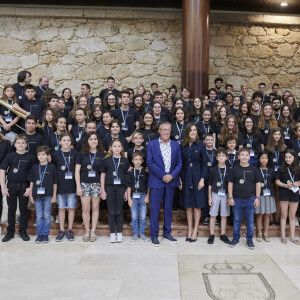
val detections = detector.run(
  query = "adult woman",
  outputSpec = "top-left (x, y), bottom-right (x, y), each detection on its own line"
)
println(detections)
top-left (102, 93), bottom-right (118, 112)
top-left (215, 105), bottom-right (230, 143)
top-left (41, 108), bottom-right (59, 138)
top-left (46, 116), bottom-right (68, 152)
top-left (75, 132), bottom-right (105, 242)
top-left (196, 108), bottom-right (216, 141)
top-left (189, 97), bottom-right (203, 124)
top-left (277, 105), bottom-right (295, 141)
top-left (139, 111), bottom-right (159, 146)
top-left (258, 103), bottom-right (278, 145)
top-left (61, 88), bottom-right (74, 114)
top-left (171, 107), bottom-right (188, 144)
top-left (180, 123), bottom-right (208, 242)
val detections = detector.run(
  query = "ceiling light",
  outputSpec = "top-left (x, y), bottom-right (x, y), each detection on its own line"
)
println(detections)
top-left (280, 2), bottom-right (288, 6)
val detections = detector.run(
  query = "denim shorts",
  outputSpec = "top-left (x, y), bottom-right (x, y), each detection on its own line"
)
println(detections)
top-left (81, 183), bottom-right (100, 198)
top-left (57, 193), bottom-right (77, 209)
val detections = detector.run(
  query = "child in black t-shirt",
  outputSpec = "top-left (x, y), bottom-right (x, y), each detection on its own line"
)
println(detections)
top-left (0, 135), bottom-right (35, 242)
top-left (207, 147), bottom-right (230, 245)
top-left (126, 152), bottom-right (150, 242)
top-left (52, 132), bottom-right (78, 242)
top-left (127, 130), bottom-right (147, 168)
top-left (100, 139), bottom-right (130, 243)
top-left (28, 146), bottom-right (57, 244)
top-left (227, 147), bottom-right (262, 250)
top-left (224, 135), bottom-right (239, 169)
top-left (275, 149), bottom-right (300, 245)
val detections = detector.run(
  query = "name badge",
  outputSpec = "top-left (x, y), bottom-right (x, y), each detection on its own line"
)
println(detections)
top-left (263, 189), bottom-right (271, 196)
top-left (65, 172), bottom-right (73, 180)
top-left (218, 189), bottom-right (226, 196)
top-left (88, 171), bottom-right (96, 178)
top-left (291, 186), bottom-right (299, 193)
top-left (114, 178), bottom-right (121, 185)
top-left (37, 187), bottom-right (45, 195)
top-left (5, 116), bottom-right (13, 122)
top-left (284, 135), bottom-right (290, 140)
top-left (133, 192), bottom-right (141, 199)
top-left (274, 165), bottom-right (280, 171)
top-left (250, 150), bottom-right (255, 157)
top-left (122, 125), bottom-right (128, 131)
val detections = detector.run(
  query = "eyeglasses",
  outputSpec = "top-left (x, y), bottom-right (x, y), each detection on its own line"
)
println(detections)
top-left (108, 98), bottom-right (115, 101)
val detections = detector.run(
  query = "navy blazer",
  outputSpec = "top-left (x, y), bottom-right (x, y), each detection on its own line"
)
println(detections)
top-left (147, 138), bottom-right (182, 188)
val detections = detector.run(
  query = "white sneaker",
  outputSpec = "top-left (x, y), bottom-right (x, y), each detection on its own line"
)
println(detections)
top-left (116, 232), bottom-right (124, 243)
top-left (295, 218), bottom-right (299, 227)
top-left (55, 215), bottom-right (59, 224)
top-left (109, 233), bottom-right (116, 243)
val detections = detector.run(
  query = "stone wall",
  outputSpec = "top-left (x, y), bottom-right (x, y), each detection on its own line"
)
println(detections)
top-left (0, 14), bottom-right (299, 98)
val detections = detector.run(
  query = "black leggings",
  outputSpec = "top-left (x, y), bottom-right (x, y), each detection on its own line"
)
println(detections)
top-left (106, 185), bottom-right (125, 233)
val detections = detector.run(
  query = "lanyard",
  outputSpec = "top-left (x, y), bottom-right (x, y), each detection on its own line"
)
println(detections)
top-left (78, 126), bottom-right (85, 139)
top-left (88, 96), bottom-right (93, 104)
top-left (61, 150), bottom-right (71, 171)
top-left (156, 116), bottom-right (161, 125)
top-left (202, 122), bottom-right (210, 133)
top-left (260, 168), bottom-right (268, 186)
top-left (96, 121), bottom-right (102, 129)
top-left (121, 109), bottom-right (129, 124)
top-left (112, 157), bottom-right (121, 176)
top-left (89, 151), bottom-right (97, 168)
top-left (176, 122), bottom-right (184, 138)
top-left (194, 116), bottom-right (200, 123)
top-left (134, 169), bottom-right (140, 190)
top-left (145, 102), bottom-right (151, 111)
top-left (206, 149), bottom-right (214, 163)
top-left (275, 113), bottom-right (280, 121)
top-left (39, 163), bottom-right (48, 186)
top-left (218, 166), bottom-right (226, 187)
top-left (297, 139), bottom-right (300, 150)
top-left (285, 122), bottom-right (290, 132)
top-left (228, 152), bottom-right (236, 167)
top-left (55, 133), bottom-right (59, 148)
top-left (247, 134), bottom-right (253, 147)
top-left (274, 150), bottom-right (279, 164)
top-left (288, 168), bottom-right (295, 183)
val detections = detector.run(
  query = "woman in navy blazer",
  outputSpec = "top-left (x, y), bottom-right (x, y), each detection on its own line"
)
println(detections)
top-left (147, 122), bottom-right (182, 247)
top-left (179, 123), bottom-right (208, 242)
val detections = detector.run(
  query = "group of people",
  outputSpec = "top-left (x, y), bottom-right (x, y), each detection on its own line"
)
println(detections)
top-left (0, 71), bottom-right (299, 248)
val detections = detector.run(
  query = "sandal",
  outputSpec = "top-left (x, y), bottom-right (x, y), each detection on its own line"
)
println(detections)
top-left (263, 233), bottom-right (270, 242)
top-left (290, 238), bottom-right (300, 245)
top-left (281, 238), bottom-right (287, 244)
top-left (89, 231), bottom-right (97, 242)
top-left (256, 233), bottom-right (263, 242)
top-left (83, 231), bottom-right (90, 242)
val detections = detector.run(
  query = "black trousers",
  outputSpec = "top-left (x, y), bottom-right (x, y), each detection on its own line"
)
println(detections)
top-left (7, 182), bottom-right (29, 235)
top-left (106, 185), bottom-right (125, 233)
top-left (0, 189), bottom-right (3, 221)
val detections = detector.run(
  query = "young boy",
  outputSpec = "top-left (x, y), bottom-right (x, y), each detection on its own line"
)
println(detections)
top-left (126, 152), bottom-right (150, 242)
top-left (52, 132), bottom-right (78, 241)
top-left (227, 147), bottom-right (262, 250)
top-left (75, 120), bottom-right (96, 152)
top-left (207, 147), bottom-right (230, 244)
top-left (70, 108), bottom-right (87, 147)
top-left (28, 146), bottom-right (57, 243)
top-left (127, 130), bottom-right (147, 168)
top-left (230, 96), bottom-right (240, 116)
top-left (0, 135), bottom-right (36, 242)
top-left (203, 133), bottom-right (217, 225)
top-left (224, 135), bottom-right (239, 169)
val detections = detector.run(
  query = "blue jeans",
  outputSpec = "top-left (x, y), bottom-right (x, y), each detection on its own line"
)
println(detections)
top-left (232, 197), bottom-right (255, 242)
top-left (130, 193), bottom-right (147, 235)
top-left (34, 196), bottom-right (52, 235)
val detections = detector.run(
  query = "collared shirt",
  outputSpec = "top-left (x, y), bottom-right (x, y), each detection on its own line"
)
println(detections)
top-left (159, 138), bottom-right (171, 173)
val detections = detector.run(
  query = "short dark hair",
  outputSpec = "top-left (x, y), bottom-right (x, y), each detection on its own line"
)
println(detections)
top-left (151, 82), bottom-right (158, 87)
top-left (75, 107), bottom-right (87, 115)
top-left (132, 151), bottom-right (144, 160)
top-left (203, 133), bottom-right (214, 140)
top-left (154, 91), bottom-right (162, 97)
top-left (209, 88), bottom-right (217, 94)
top-left (224, 134), bottom-right (237, 145)
top-left (259, 82), bottom-right (266, 87)
top-left (272, 97), bottom-right (281, 103)
top-left (169, 85), bottom-right (177, 92)
top-left (238, 146), bottom-right (250, 155)
top-left (17, 71), bottom-right (31, 83)
top-left (36, 145), bottom-right (51, 156)
top-left (109, 119), bottom-right (121, 129)
top-left (119, 90), bottom-right (130, 97)
top-left (86, 120), bottom-right (96, 127)
top-left (214, 77), bottom-right (223, 83)
top-left (49, 94), bottom-right (59, 100)
top-left (81, 83), bottom-right (91, 90)
top-left (25, 115), bottom-right (37, 123)
top-left (216, 147), bottom-right (227, 156)
top-left (24, 84), bottom-right (35, 92)
top-left (225, 84), bottom-right (233, 89)
top-left (59, 131), bottom-right (72, 140)
top-left (252, 91), bottom-right (263, 100)
top-left (107, 76), bottom-right (115, 82)
top-left (272, 83), bottom-right (279, 88)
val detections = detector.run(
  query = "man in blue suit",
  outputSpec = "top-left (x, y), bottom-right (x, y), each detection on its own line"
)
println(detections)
top-left (147, 122), bottom-right (182, 246)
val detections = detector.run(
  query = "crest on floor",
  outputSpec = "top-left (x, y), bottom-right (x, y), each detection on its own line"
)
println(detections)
top-left (203, 262), bottom-right (275, 300)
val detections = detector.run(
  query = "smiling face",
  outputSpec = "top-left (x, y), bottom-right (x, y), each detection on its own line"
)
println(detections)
top-left (259, 153), bottom-right (268, 167)
top-left (227, 117), bottom-right (235, 130)
top-left (263, 105), bottom-right (272, 117)
top-left (93, 107), bottom-right (102, 119)
top-left (63, 89), bottom-right (71, 99)
top-left (87, 134), bottom-right (98, 149)
top-left (282, 106), bottom-right (290, 118)
top-left (102, 112), bottom-right (112, 125)
top-left (56, 118), bottom-right (66, 131)
top-left (111, 123), bottom-right (120, 135)
top-left (144, 113), bottom-right (153, 126)
top-left (175, 109), bottom-right (185, 122)
top-left (188, 125), bottom-right (198, 141)
top-left (111, 141), bottom-right (123, 155)
top-left (79, 97), bottom-right (88, 108)
top-left (158, 123), bottom-right (171, 141)
top-left (219, 107), bottom-right (227, 119)
top-left (245, 118), bottom-right (253, 132)
top-left (273, 130), bottom-right (281, 142)
top-left (202, 111), bottom-right (211, 122)
top-left (285, 152), bottom-right (294, 166)
top-left (238, 150), bottom-right (250, 164)
top-left (175, 100), bottom-right (183, 108)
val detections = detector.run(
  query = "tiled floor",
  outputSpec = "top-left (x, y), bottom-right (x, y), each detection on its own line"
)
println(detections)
top-left (0, 235), bottom-right (299, 300)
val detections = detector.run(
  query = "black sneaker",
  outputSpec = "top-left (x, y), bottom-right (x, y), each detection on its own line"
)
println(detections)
top-left (220, 234), bottom-right (230, 244)
top-left (43, 235), bottom-right (49, 243)
top-left (55, 231), bottom-right (66, 242)
top-left (203, 217), bottom-right (210, 225)
top-left (151, 237), bottom-right (160, 247)
top-left (35, 235), bottom-right (43, 244)
top-left (207, 234), bottom-right (215, 244)
top-left (163, 234), bottom-right (178, 244)
top-left (229, 239), bottom-right (239, 248)
top-left (66, 229), bottom-right (74, 241)
top-left (20, 232), bottom-right (30, 241)
top-left (2, 234), bottom-right (14, 242)
top-left (247, 240), bottom-right (255, 250)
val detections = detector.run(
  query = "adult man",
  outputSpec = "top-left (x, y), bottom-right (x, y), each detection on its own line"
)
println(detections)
top-left (99, 77), bottom-right (120, 100)
top-left (81, 83), bottom-right (95, 107)
top-left (35, 76), bottom-right (49, 99)
top-left (272, 97), bottom-right (282, 121)
top-left (147, 122), bottom-right (182, 247)
top-left (258, 82), bottom-right (269, 104)
top-left (214, 77), bottom-right (226, 101)
top-left (13, 71), bottom-right (32, 101)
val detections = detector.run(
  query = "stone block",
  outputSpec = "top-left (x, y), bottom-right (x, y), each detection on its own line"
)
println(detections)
top-left (58, 28), bottom-right (73, 39)
top-left (129, 62), bottom-right (155, 77)
top-left (109, 43), bottom-right (125, 52)
top-left (78, 38), bottom-right (107, 53)
top-left (241, 36), bottom-right (258, 45)
top-left (78, 54), bottom-right (95, 65)
top-left (75, 25), bottom-right (89, 38)
top-left (75, 66), bottom-right (100, 81)
top-left (210, 35), bottom-right (236, 47)
top-left (125, 37), bottom-right (145, 51)
top-left (274, 74), bottom-right (296, 87)
top-left (136, 22), bottom-right (152, 34)
top-left (210, 45), bottom-right (227, 59)
top-left (276, 28), bottom-right (290, 36)
top-left (248, 26), bottom-right (266, 36)
top-left (150, 41), bottom-right (168, 52)
top-left (10, 29), bottom-right (33, 41)
top-left (59, 55), bottom-right (77, 65)
top-left (21, 53), bottom-right (38, 69)
top-left (161, 52), bottom-right (180, 68)
top-left (286, 67), bottom-right (300, 74)
top-left (113, 66), bottom-right (131, 80)
top-left (47, 39), bottom-right (68, 55)
top-left (227, 47), bottom-right (248, 58)
top-left (214, 58), bottom-right (228, 67)
top-left (0, 36), bottom-right (27, 53)
top-left (35, 27), bottom-right (59, 41)
top-left (248, 45), bottom-right (273, 58)
top-left (263, 67), bottom-right (278, 75)
top-left (0, 55), bottom-right (21, 69)
top-left (276, 44), bottom-right (296, 57)
top-left (284, 31), bottom-right (300, 44)
top-left (50, 65), bottom-right (74, 81)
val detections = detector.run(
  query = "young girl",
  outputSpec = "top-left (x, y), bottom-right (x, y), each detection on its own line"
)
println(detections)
top-left (286, 95), bottom-right (297, 115)
top-left (171, 107), bottom-right (187, 144)
top-left (90, 104), bottom-right (103, 130)
top-left (189, 97), bottom-right (202, 124)
top-left (255, 151), bottom-right (276, 242)
top-left (46, 116), bottom-right (68, 152)
top-left (100, 140), bottom-right (130, 243)
top-left (70, 108), bottom-right (87, 146)
top-left (41, 108), bottom-right (58, 138)
top-left (288, 123), bottom-right (300, 157)
top-left (237, 101), bottom-right (251, 130)
top-left (230, 96), bottom-right (240, 116)
top-left (258, 103), bottom-right (278, 145)
top-left (138, 111), bottom-right (159, 146)
top-left (278, 105), bottom-right (295, 141)
top-left (152, 101), bottom-right (168, 126)
top-left (68, 95), bottom-right (91, 131)
top-left (0, 85), bottom-right (20, 135)
top-left (75, 132), bottom-right (105, 242)
top-left (275, 149), bottom-right (300, 245)
top-left (215, 105), bottom-right (230, 142)
top-left (102, 119), bottom-right (129, 155)
top-left (61, 88), bottom-right (74, 114)
top-left (131, 94), bottom-right (145, 117)
top-left (102, 93), bottom-right (118, 112)
top-left (97, 110), bottom-right (113, 140)
top-left (197, 108), bottom-right (216, 142)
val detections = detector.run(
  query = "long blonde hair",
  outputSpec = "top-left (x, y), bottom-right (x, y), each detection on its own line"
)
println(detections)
top-left (69, 94), bottom-right (91, 119)
top-left (219, 115), bottom-right (239, 146)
